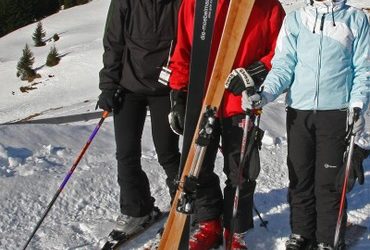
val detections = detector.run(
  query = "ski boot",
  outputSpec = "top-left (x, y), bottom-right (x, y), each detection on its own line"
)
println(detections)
top-left (224, 229), bottom-right (248, 249)
top-left (189, 218), bottom-right (223, 250)
top-left (316, 242), bottom-right (346, 250)
top-left (114, 206), bottom-right (161, 235)
top-left (285, 234), bottom-right (316, 250)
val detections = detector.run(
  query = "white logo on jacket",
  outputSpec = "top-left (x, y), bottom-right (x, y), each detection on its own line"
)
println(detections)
top-left (324, 163), bottom-right (337, 169)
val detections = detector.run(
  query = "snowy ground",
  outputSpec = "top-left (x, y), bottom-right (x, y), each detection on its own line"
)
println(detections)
top-left (0, 0), bottom-right (369, 249)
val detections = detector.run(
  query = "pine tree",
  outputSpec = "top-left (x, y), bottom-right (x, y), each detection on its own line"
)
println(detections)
top-left (17, 44), bottom-right (37, 81)
top-left (63, 0), bottom-right (76, 9)
top-left (2, 0), bottom-right (33, 37)
top-left (76, 0), bottom-right (90, 5)
top-left (46, 45), bottom-right (60, 67)
top-left (58, 0), bottom-right (64, 9)
top-left (1, 0), bottom-right (59, 38)
top-left (33, 21), bottom-right (46, 47)
top-left (0, 1), bottom-right (5, 37)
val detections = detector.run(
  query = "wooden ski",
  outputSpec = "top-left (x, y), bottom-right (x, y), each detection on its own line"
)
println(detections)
top-left (158, 0), bottom-right (256, 249)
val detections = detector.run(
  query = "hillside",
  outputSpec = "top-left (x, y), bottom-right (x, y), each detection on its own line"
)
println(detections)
top-left (0, 0), bottom-right (369, 249)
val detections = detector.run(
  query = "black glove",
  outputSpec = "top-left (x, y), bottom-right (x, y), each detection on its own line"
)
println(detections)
top-left (96, 88), bottom-right (124, 113)
top-left (225, 61), bottom-right (268, 96)
top-left (336, 145), bottom-right (369, 192)
top-left (168, 90), bottom-right (187, 135)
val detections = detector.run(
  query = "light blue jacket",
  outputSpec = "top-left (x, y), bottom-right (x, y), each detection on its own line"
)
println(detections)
top-left (263, 0), bottom-right (369, 110)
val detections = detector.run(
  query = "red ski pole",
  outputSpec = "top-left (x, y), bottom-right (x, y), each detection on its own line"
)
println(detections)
top-left (333, 108), bottom-right (360, 249)
top-left (227, 105), bottom-right (262, 250)
top-left (22, 111), bottom-right (110, 250)
top-left (227, 112), bottom-right (251, 250)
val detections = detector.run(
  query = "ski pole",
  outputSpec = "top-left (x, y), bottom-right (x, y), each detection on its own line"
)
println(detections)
top-left (218, 144), bottom-right (268, 231)
top-left (22, 111), bottom-right (110, 250)
top-left (227, 82), bottom-right (264, 249)
top-left (227, 107), bottom-right (264, 249)
top-left (333, 108), bottom-right (360, 249)
top-left (245, 112), bottom-right (268, 231)
top-left (227, 111), bottom-right (251, 250)
top-left (253, 204), bottom-right (268, 229)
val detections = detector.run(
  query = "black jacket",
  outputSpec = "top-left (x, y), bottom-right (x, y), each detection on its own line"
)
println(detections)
top-left (99, 0), bottom-right (181, 95)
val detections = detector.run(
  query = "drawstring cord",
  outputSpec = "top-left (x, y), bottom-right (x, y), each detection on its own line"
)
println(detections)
top-left (312, 0), bottom-right (337, 33)
top-left (313, 8), bottom-right (318, 33)
top-left (331, 4), bottom-right (336, 26)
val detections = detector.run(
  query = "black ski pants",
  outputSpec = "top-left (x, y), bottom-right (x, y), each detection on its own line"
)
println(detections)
top-left (194, 115), bottom-right (258, 233)
top-left (286, 108), bottom-right (347, 245)
top-left (113, 92), bottom-right (180, 217)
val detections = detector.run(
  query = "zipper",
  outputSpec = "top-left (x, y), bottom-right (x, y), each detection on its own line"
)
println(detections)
top-left (153, 1), bottom-right (158, 32)
top-left (313, 13), bottom-right (326, 112)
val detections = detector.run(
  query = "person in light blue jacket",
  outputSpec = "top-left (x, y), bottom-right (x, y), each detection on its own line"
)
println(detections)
top-left (235, 0), bottom-right (369, 249)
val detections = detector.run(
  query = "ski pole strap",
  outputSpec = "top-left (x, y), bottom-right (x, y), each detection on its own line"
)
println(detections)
top-left (248, 86), bottom-right (264, 116)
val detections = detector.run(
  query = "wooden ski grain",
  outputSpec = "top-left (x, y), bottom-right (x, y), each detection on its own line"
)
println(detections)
top-left (158, 1), bottom-right (256, 249)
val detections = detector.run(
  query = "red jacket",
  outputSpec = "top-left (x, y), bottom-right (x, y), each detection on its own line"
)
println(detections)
top-left (169, 0), bottom-right (285, 117)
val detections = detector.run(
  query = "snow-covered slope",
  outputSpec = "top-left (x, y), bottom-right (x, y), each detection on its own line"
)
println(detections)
top-left (0, 0), bottom-right (109, 124)
top-left (0, 0), bottom-right (369, 249)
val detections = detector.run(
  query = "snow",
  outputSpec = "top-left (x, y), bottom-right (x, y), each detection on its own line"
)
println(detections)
top-left (0, 0), bottom-right (369, 249)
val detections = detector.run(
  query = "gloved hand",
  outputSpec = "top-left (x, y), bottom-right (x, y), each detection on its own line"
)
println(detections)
top-left (96, 88), bottom-right (124, 112)
top-left (348, 108), bottom-right (365, 135)
top-left (241, 92), bottom-right (267, 111)
top-left (336, 145), bottom-right (369, 192)
top-left (225, 61), bottom-right (268, 96)
top-left (225, 68), bottom-right (255, 96)
top-left (168, 90), bottom-right (187, 135)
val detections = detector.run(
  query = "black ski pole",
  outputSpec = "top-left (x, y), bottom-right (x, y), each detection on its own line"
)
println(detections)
top-left (333, 108), bottom-right (360, 249)
top-left (22, 111), bottom-right (110, 250)
top-left (253, 204), bottom-right (268, 229)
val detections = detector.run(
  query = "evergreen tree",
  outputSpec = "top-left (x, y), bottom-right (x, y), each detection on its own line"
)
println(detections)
top-left (33, 21), bottom-right (46, 47)
top-left (76, 0), bottom-right (90, 5)
top-left (63, 0), bottom-right (76, 9)
top-left (0, 2), bottom-right (5, 37)
top-left (47, 0), bottom-right (61, 14)
top-left (58, 0), bottom-right (64, 7)
top-left (46, 45), bottom-right (60, 67)
top-left (32, 0), bottom-right (60, 20)
top-left (1, 0), bottom-right (60, 38)
top-left (2, 0), bottom-right (33, 37)
top-left (17, 44), bottom-right (37, 81)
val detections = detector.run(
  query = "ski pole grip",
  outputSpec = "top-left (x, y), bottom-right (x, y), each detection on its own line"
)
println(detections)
top-left (102, 111), bottom-right (110, 118)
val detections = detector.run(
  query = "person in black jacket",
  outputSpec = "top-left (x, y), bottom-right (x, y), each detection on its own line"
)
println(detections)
top-left (97, 0), bottom-right (182, 235)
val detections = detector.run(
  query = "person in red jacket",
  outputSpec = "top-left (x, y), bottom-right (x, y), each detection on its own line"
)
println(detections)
top-left (168, 0), bottom-right (285, 249)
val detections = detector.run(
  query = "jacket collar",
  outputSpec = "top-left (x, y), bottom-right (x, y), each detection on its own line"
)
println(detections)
top-left (306, 0), bottom-right (346, 14)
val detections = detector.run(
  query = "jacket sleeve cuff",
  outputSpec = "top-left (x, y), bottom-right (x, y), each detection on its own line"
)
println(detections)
top-left (261, 91), bottom-right (276, 104)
